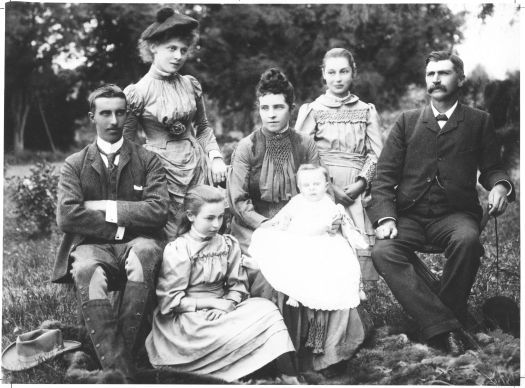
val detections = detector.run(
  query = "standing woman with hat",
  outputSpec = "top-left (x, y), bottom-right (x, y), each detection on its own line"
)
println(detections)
top-left (295, 48), bottom-right (383, 281)
top-left (124, 8), bottom-right (227, 240)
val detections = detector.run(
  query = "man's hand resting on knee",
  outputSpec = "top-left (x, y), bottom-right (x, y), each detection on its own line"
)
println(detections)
top-left (375, 219), bottom-right (398, 239)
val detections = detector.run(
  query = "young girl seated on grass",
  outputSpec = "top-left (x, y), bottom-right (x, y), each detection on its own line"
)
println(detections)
top-left (145, 185), bottom-right (298, 382)
top-left (249, 164), bottom-right (369, 311)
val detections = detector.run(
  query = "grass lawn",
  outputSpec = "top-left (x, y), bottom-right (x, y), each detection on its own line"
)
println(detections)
top-left (1, 164), bottom-right (520, 384)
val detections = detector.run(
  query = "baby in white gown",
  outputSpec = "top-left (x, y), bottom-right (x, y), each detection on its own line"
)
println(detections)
top-left (249, 164), bottom-right (368, 310)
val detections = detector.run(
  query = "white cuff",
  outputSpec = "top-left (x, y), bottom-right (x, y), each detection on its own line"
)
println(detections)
top-left (115, 226), bottom-right (125, 241)
top-left (495, 180), bottom-right (513, 197)
top-left (105, 200), bottom-right (118, 223)
top-left (378, 217), bottom-right (396, 225)
top-left (208, 150), bottom-right (223, 160)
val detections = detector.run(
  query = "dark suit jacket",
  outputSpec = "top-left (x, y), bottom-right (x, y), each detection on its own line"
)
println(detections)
top-left (52, 139), bottom-right (169, 283)
top-left (366, 103), bottom-right (514, 226)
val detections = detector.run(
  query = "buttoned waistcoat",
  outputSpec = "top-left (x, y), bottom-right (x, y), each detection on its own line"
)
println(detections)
top-left (52, 139), bottom-right (169, 283)
top-left (366, 103), bottom-right (514, 226)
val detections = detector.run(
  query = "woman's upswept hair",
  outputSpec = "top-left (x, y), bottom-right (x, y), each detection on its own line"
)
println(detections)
top-left (178, 185), bottom-right (225, 235)
top-left (297, 164), bottom-right (330, 185)
top-left (322, 48), bottom-right (357, 75)
top-left (138, 28), bottom-right (199, 64)
top-left (256, 68), bottom-right (295, 108)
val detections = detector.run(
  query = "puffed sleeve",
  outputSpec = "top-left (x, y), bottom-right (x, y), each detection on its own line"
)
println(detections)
top-left (358, 103), bottom-right (383, 187)
top-left (304, 134), bottom-right (321, 164)
top-left (223, 235), bottom-right (249, 303)
top-left (227, 137), bottom-right (268, 229)
top-left (156, 238), bottom-right (196, 315)
top-left (186, 75), bottom-right (222, 158)
top-left (123, 84), bottom-right (145, 144)
top-left (294, 103), bottom-right (316, 137)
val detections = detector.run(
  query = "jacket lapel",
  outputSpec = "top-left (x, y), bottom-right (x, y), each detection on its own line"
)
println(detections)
top-left (439, 103), bottom-right (465, 136)
top-left (87, 142), bottom-right (105, 177)
top-left (422, 105), bottom-right (440, 133)
top-left (116, 140), bottom-right (131, 189)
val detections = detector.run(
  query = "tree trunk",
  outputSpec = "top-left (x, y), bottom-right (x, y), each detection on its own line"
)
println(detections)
top-left (12, 93), bottom-right (31, 154)
top-left (37, 97), bottom-right (57, 153)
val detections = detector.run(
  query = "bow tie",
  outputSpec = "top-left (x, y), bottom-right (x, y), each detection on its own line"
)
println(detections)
top-left (435, 113), bottom-right (448, 122)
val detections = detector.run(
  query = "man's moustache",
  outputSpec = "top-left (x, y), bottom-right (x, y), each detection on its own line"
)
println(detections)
top-left (429, 85), bottom-right (447, 92)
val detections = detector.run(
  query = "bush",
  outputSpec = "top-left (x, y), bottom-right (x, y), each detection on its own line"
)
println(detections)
top-left (8, 162), bottom-right (59, 234)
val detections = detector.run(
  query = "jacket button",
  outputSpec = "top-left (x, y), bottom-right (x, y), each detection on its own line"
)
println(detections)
top-left (426, 177), bottom-right (432, 183)
top-left (91, 330), bottom-right (95, 334)
top-left (96, 343), bottom-right (100, 348)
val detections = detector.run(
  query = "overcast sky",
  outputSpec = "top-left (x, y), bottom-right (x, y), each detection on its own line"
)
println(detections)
top-left (448, 2), bottom-right (520, 79)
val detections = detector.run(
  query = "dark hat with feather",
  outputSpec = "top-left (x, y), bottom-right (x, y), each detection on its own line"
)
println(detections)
top-left (141, 8), bottom-right (199, 41)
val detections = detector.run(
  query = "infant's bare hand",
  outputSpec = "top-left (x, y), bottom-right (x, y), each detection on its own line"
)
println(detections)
top-left (328, 213), bottom-right (342, 235)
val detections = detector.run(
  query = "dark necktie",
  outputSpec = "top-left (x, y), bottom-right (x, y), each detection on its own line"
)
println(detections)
top-left (106, 152), bottom-right (118, 171)
top-left (436, 113), bottom-right (448, 122)
top-left (98, 148), bottom-right (120, 171)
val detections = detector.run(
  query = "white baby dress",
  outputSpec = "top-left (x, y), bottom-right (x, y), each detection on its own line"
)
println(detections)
top-left (248, 194), bottom-right (368, 310)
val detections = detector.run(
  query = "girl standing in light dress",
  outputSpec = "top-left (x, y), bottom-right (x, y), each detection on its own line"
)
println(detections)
top-left (145, 185), bottom-right (298, 383)
top-left (249, 164), bottom-right (368, 312)
top-left (124, 8), bottom-right (227, 240)
top-left (295, 48), bottom-right (383, 280)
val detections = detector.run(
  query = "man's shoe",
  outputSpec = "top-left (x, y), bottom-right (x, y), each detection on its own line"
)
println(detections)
top-left (444, 330), bottom-right (465, 356)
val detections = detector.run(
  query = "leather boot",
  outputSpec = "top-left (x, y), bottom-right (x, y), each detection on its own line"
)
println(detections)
top-left (118, 281), bottom-right (151, 354)
top-left (81, 299), bottom-right (135, 380)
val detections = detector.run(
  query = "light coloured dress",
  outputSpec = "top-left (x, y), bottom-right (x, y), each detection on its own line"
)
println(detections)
top-left (145, 231), bottom-right (294, 382)
top-left (295, 92), bottom-right (383, 280)
top-left (124, 65), bottom-right (222, 240)
top-left (249, 193), bottom-right (367, 311)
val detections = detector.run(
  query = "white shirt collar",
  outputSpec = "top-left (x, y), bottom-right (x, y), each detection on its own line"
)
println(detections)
top-left (97, 136), bottom-right (123, 155)
top-left (430, 100), bottom-right (458, 119)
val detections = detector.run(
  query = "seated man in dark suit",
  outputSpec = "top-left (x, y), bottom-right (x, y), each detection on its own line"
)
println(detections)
top-left (366, 51), bottom-right (514, 355)
top-left (52, 84), bottom-right (169, 380)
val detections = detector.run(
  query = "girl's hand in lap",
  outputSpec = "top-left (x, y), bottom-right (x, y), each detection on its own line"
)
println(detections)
top-left (205, 309), bottom-right (225, 321)
top-left (212, 298), bottom-right (236, 313)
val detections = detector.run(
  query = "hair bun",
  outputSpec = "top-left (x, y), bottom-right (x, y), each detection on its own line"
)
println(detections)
top-left (261, 68), bottom-right (287, 83)
top-left (256, 68), bottom-right (295, 107)
top-left (156, 7), bottom-right (175, 23)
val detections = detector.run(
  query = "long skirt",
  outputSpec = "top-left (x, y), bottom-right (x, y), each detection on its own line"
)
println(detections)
top-left (145, 297), bottom-right (295, 382)
top-left (247, 269), bottom-right (367, 372)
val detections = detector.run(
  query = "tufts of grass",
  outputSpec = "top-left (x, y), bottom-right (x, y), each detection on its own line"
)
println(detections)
top-left (1, 169), bottom-right (520, 384)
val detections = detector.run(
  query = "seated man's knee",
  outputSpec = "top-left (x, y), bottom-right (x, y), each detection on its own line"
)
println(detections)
top-left (450, 229), bottom-right (482, 251)
top-left (127, 238), bottom-right (162, 281)
top-left (371, 240), bottom-right (394, 266)
top-left (71, 259), bottom-right (99, 287)
top-left (71, 261), bottom-right (108, 301)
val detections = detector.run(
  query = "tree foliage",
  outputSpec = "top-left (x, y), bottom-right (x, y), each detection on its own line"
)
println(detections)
top-left (1, 3), bottom-right (485, 150)
top-left (192, 4), bottom-right (464, 131)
